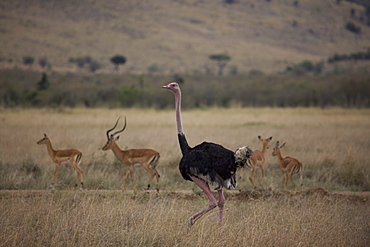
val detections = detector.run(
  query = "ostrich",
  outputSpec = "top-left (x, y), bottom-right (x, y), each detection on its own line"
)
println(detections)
top-left (163, 82), bottom-right (252, 229)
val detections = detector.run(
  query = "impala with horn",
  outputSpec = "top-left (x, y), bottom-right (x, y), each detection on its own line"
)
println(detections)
top-left (102, 117), bottom-right (161, 191)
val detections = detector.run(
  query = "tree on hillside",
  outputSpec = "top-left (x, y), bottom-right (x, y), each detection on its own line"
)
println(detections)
top-left (345, 22), bottom-right (361, 34)
top-left (37, 73), bottom-right (50, 91)
top-left (110, 55), bottom-right (127, 71)
top-left (38, 57), bottom-right (48, 69)
top-left (23, 56), bottom-right (35, 66)
top-left (89, 60), bottom-right (102, 72)
top-left (209, 54), bottom-right (231, 76)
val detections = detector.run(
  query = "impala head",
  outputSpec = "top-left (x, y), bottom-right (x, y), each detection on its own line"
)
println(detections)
top-left (37, 133), bottom-right (49, 145)
top-left (272, 141), bottom-right (286, 156)
top-left (258, 135), bottom-right (273, 149)
top-left (102, 117), bottom-right (127, 151)
top-left (162, 82), bottom-right (180, 93)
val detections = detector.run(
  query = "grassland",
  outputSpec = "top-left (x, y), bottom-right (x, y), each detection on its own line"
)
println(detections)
top-left (0, 107), bottom-right (369, 246)
top-left (1, 107), bottom-right (369, 190)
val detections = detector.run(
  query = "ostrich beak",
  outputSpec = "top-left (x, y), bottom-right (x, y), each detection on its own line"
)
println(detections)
top-left (162, 85), bottom-right (170, 89)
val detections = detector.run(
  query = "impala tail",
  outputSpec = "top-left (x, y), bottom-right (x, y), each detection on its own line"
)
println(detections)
top-left (75, 153), bottom-right (82, 166)
top-left (150, 154), bottom-right (160, 169)
top-left (292, 164), bottom-right (304, 186)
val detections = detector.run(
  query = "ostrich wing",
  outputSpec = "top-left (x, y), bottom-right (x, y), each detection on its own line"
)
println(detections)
top-left (179, 142), bottom-right (237, 190)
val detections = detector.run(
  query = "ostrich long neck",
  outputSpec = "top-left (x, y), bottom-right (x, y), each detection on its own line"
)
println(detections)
top-left (175, 88), bottom-right (184, 135)
top-left (174, 88), bottom-right (191, 155)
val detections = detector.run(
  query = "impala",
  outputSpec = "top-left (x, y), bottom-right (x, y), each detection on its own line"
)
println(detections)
top-left (102, 117), bottom-right (161, 191)
top-left (244, 136), bottom-right (272, 188)
top-left (272, 141), bottom-right (303, 189)
top-left (37, 133), bottom-right (83, 190)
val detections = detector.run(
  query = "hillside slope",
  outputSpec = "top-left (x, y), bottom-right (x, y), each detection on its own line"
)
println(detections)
top-left (0, 0), bottom-right (369, 74)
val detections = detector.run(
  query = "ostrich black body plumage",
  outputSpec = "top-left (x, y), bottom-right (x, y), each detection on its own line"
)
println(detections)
top-left (178, 133), bottom-right (239, 190)
top-left (163, 82), bottom-right (251, 230)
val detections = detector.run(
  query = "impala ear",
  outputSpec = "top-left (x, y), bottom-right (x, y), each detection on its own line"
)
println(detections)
top-left (268, 136), bottom-right (273, 141)
top-left (116, 136), bottom-right (120, 140)
top-left (281, 142), bottom-right (286, 148)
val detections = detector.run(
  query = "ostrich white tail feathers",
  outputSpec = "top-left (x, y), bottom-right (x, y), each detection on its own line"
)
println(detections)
top-left (189, 167), bottom-right (237, 190)
top-left (234, 146), bottom-right (253, 168)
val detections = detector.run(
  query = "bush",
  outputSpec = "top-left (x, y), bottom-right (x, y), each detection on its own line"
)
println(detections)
top-left (345, 22), bottom-right (361, 34)
top-left (37, 73), bottom-right (50, 90)
top-left (38, 57), bottom-right (48, 68)
top-left (89, 61), bottom-right (102, 72)
top-left (23, 56), bottom-right (35, 65)
top-left (116, 85), bottom-right (142, 107)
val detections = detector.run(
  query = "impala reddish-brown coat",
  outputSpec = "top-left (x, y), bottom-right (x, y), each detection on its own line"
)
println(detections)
top-left (102, 117), bottom-right (160, 191)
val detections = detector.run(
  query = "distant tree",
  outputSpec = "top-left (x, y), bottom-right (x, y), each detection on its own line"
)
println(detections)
top-left (209, 53), bottom-right (231, 76)
top-left (75, 56), bottom-right (92, 68)
top-left (37, 73), bottom-right (50, 90)
top-left (68, 56), bottom-right (92, 69)
top-left (38, 57), bottom-right (48, 68)
top-left (89, 61), bottom-right (102, 72)
top-left (110, 55), bottom-right (126, 71)
top-left (350, 8), bottom-right (355, 17)
top-left (224, 0), bottom-right (237, 4)
top-left (23, 56), bottom-right (35, 66)
top-left (285, 60), bottom-right (324, 75)
top-left (345, 22), bottom-right (361, 34)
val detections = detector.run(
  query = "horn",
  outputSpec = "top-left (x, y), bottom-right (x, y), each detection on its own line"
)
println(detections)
top-left (106, 117), bottom-right (121, 140)
top-left (111, 116), bottom-right (127, 137)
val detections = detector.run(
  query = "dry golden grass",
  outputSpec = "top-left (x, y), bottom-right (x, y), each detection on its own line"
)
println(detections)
top-left (0, 107), bottom-right (370, 246)
top-left (0, 107), bottom-right (369, 191)
top-left (0, 189), bottom-right (369, 246)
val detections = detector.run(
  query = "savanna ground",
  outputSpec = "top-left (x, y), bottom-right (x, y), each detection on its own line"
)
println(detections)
top-left (1, 107), bottom-right (370, 246)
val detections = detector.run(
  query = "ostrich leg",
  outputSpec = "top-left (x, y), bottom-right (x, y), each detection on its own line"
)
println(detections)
top-left (187, 176), bottom-right (219, 230)
top-left (217, 189), bottom-right (225, 225)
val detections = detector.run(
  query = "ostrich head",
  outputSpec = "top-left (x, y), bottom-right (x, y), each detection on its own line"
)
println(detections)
top-left (234, 146), bottom-right (253, 167)
top-left (162, 82), bottom-right (180, 93)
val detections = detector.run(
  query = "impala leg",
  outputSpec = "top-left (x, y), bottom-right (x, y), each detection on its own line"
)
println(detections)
top-left (127, 166), bottom-right (136, 191)
top-left (142, 165), bottom-right (155, 190)
top-left (249, 168), bottom-right (257, 188)
top-left (122, 169), bottom-right (131, 191)
top-left (299, 168), bottom-right (303, 186)
top-left (153, 168), bottom-right (161, 192)
top-left (51, 163), bottom-right (60, 189)
top-left (260, 166), bottom-right (265, 188)
top-left (150, 158), bottom-right (161, 191)
top-left (72, 163), bottom-right (84, 190)
top-left (187, 176), bottom-right (217, 231)
top-left (289, 172), bottom-right (295, 188)
top-left (238, 167), bottom-right (245, 181)
top-left (282, 173), bottom-right (287, 190)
